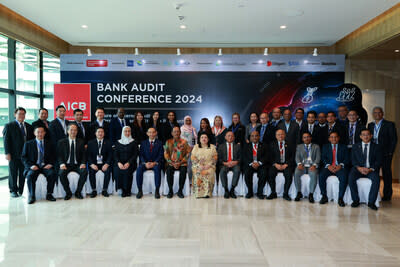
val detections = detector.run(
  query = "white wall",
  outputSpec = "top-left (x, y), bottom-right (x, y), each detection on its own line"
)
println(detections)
top-left (362, 89), bottom-right (385, 124)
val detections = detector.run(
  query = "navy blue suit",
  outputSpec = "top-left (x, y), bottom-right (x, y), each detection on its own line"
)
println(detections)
top-left (349, 142), bottom-right (383, 204)
top-left (319, 143), bottom-right (349, 199)
top-left (136, 139), bottom-right (164, 190)
top-left (49, 118), bottom-right (69, 147)
top-left (109, 117), bottom-right (129, 146)
top-left (87, 139), bottom-right (113, 191)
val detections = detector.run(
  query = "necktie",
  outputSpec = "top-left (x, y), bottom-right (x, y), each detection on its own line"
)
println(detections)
top-left (20, 122), bottom-right (26, 137)
top-left (43, 120), bottom-right (48, 129)
top-left (70, 140), bottom-right (75, 164)
top-left (98, 141), bottom-right (102, 155)
top-left (331, 145), bottom-right (336, 166)
top-left (228, 143), bottom-right (232, 162)
top-left (79, 123), bottom-right (85, 137)
top-left (150, 141), bottom-right (153, 152)
top-left (252, 144), bottom-right (257, 159)
top-left (349, 124), bottom-right (354, 145)
top-left (328, 126), bottom-right (333, 134)
top-left (260, 125), bottom-right (266, 141)
top-left (39, 140), bottom-right (44, 166)
top-left (363, 144), bottom-right (368, 164)
top-left (309, 124), bottom-right (313, 134)
top-left (279, 142), bottom-right (284, 163)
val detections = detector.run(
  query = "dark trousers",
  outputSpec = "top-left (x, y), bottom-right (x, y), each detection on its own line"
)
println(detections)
top-left (8, 158), bottom-right (25, 194)
top-left (219, 165), bottom-right (241, 191)
top-left (319, 167), bottom-right (347, 199)
top-left (166, 165), bottom-right (187, 191)
top-left (88, 164), bottom-right (111, 191)
top-left (268, 165), bottom-right (294, 195)
top-left (348, 167), bottom-right (380, 204)
top-left (114, 166), bottom-right (134, 193)
top-left (136, 163), bottom-right (162, 190)
top-left (382, 155), bottom-right (393, 199)
top-left (26, 168), bottom-right (56, 197)
top-left (59, 164), bottom-right (88, 194)
top-left (244, 165), bottom-right (267, 195)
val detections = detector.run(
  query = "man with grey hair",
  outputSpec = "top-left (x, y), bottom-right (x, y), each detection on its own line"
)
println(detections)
top-left (367, 106), bottom-right (397, 201)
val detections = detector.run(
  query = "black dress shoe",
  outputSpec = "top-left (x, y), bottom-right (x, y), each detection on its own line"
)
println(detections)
top-left (75, 192), bottom-right (84, 199)
top-left (319, 195), bottom-right (328, 204)
top-left (257, 193), bottom-right (265, 200)
top-left (338, 198), bottom-right (345, 207)
top-left (167, 191), bottom-right (173, 198)
top-left (136, 190), bottom-right (143, 199)
top-left (46, 194), bottom-right (56, 201)
top-left (245, 192), bottom-right (254, 199)
top-left (230, 190), bottom-right (237, 199)
top-left (126, 192), bottom-right (131, 197)
top-left (368, 203), bottom-right (378, 211)
top-left (294, 192), bottom-right (303, 202)
top-left (64, 193), bottom-right (72, 200)
top-left (381, 196), bottom-right (391, 201)
top-left (155, 190), bottom-right (160, 199)
top-left (90, 191), bottom-right (97, 198)
top-left (10, 192), bottom-right (19, 198)
top-left (309, 193), bottom-right (314, 203)
top-left (102, 190), bottom-right (109, 197)
top-left (28, 196), bottom-right (36, 204)
top-left (121, 191), bottom-right (127, 198)
top-left (266, 192), bottom-right (277, 200)
top-left (351, 200), bottom-right (360, 208)
top-left (18, 191), bottom-right (24, 197)
top-left (177, 190), bottom-right (184, 198)
top-left (283, 194), bottom-right (291, 201)
top-left (224, 191), bottom-right (230, 199)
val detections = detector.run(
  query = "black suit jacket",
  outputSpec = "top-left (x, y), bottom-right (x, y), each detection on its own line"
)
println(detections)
top-left (73, 121), bottom-right (90, 144)
top-left (343, 121), bottom-right (365, 147)
top-left (87, 138), bottom-right (113, 166)
top-left (368, 119), bottom-right (398, 156)
top-left (57, 138), bottom-right (87, 166)
top-left (89, 120), bottom-right (110, 141)
top-left (32, 119), bottom-right (50, 140)
top-left (2, 121), bottom-right (34, 159)
top-left (217, 142), bottom-right (241, 167)
top-left (320, 122), bottom-right (346, 145)
top-left (351, 142), bottom-right (382, 171)
top-left (21, 139), bottom-right (55, 174)
top-left (256, 124), bottom-right (275, 145)
top-left (299, 122), bottom-right (322, 146)
top-left (269, 141), bottom-right (295, 168)
top-left (49, 118), bottom-right (69, 147)
top-left (243, 142), bottom-right (269, 167)
top-left (277, 120), bottom-right (300, 146)
top-left (228, 123), bottom-right (246, 145)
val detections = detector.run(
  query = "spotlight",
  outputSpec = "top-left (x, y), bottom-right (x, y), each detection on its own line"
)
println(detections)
top-left (258, 60), bottom-right (263, 64)
top-left (313, 48), bottom-right (318, 56)
top-left (218, 48), bottom-right (222, 56)
top-left (180, 25), bottom-right (187, 29)
top-left (177, 48), bottom-right (181, 56)
top-left (135, 48), bottom-right (139, 56)
top-left (264, 48), bottom-right (268, 56)
top-left (395, 49), bottom-right (400, 53)
top-left (217, 60), bottom-right (222, 64)
top-left (280, 25), bottom-right (287, 29)
top-left (81, 25), bottom-right (88, 29)
top-left (87, 49), bottom-right (92, 57)
top-left (179, 59), bottom-right (184, 64)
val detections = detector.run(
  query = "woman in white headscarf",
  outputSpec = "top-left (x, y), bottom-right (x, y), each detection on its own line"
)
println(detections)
top-left (180, 115), bottom-right (197, 147)
top-left (114, 126), bottom-right (138, 197)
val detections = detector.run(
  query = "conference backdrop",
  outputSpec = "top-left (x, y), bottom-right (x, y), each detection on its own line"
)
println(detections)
top-left (59, 54), bottom-right (365, 126)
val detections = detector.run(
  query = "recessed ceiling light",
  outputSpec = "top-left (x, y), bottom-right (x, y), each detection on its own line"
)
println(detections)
top-left (395, 49), bottom-right (400, 53)
top-left (180, 25), bottom-right (187, 29)
top-left (280, 25), bottom-right (287, 29)
top-left (81, 25), bottom-right (88, 29)
top-left (258, 60), bottom-right (263, 64)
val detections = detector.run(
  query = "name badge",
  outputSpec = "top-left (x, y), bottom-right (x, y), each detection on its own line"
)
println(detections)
top-left (97, 155), bottom-right (103, 164)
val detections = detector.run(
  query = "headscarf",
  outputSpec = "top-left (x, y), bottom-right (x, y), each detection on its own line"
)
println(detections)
top-left (181, 115), bottom-right (197, 140)
top-left (212, 115), bottom-right (226, 136)
top-left (118, 126), bottom-right (134, 145)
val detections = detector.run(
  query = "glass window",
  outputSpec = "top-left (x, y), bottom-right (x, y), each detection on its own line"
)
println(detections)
top-left (16, 95), bottom-right (40, 124)
top-left (43, 53), bottom-right (60, 94)
top-left (44, 97), bottom-right (54, 120)
top-left (0, 93), bottom-right (9, 177)
top-left (0, 35), bottom-right (7, 89)
top-left (16, 42), bottom-right (39, 93)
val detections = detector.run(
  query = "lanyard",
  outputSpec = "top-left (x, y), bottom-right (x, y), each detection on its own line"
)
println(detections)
top-left (231, 124), bottom-right (240, 133)
top-left (374, 121), bottom-right (382, 139)
top-left (304, 144), bottom-right (310, 157)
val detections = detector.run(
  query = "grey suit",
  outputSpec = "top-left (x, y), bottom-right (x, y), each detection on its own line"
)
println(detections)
top-left (294, 143), bottom-right (321, 193)
top-left (217, 142), bottom-right (241, 192)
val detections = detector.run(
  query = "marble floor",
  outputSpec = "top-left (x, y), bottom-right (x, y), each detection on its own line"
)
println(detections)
top-left (0, 180), bottom-right (400, 267)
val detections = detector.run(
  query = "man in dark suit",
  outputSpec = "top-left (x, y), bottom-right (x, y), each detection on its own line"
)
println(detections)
top-left (87, 127), bottom-right (113, 198)
top-left (21, 126), bottom-right (56, 204)
top-left (268, 129), bottom-right (296, 201)
top-left (277, 109), bottom-right (300, 146)
top-left (73, 108), bottom-right (90, 145)
top-left (3, 107), bottom-right (34, 197)
top-left (57, 123), bottom-right (87, 200)
top-left (368, 106), bottom-right (398, 201)
top-left (257, 112), bottom-right (275, 145)
top-left (136, 127), bottom-right (164, 199)
top-left (218, 131), bottom-right (241, 199)
top-left (343, 110), bottom-right (365, 150)
top-left (348, 129), bottom-right (383, 210)
top-left (49, 105), bottom-right (69, 147)
top-left (109, 108), bottom-right (129, 146)
top-left (337, 105), bottom-right (349, 126)
top-left (32, 108), bottom-right (50, 140)
top-left (317, 112), bottom-right (327, 128)
top-left (270, 107), bottom-right (282, 131)
top-left (243, 131), bottom-right (269, 199)
top-left (319, 132), bottom-right (349, 207)
top-left (89, 107), bottom-right (110, 141)
top-left (299, 111), bottom-right (319, 143)
top-left (160, 111), bottom-right (180, 144)
top-left (294, 107), bottom-right (306, 129)
top-left (320, 111), bottom-right (346, 145)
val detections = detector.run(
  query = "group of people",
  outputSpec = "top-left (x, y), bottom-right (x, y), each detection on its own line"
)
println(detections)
top-left (2, 104), bottom-right (397, 211)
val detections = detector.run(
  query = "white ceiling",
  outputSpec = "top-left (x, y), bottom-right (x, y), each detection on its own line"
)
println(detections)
top-left (1, 0), bottom-right (399, 47)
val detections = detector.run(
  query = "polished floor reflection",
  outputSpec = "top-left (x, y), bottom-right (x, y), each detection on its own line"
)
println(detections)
top-left (0, 180), bottom-right (399, 267)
